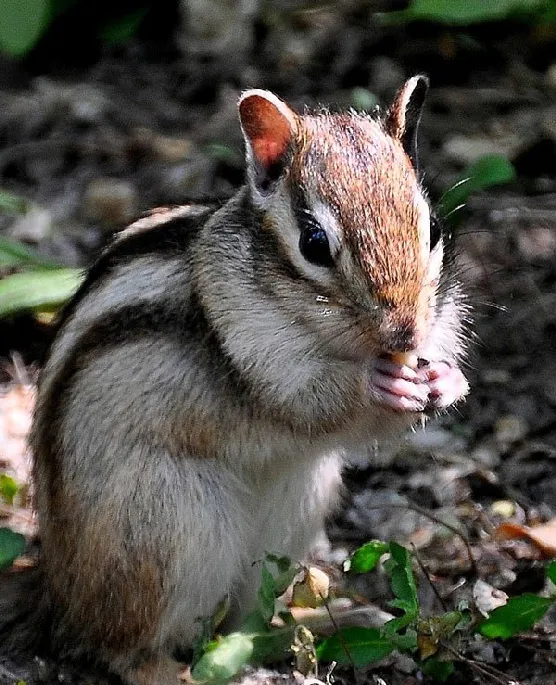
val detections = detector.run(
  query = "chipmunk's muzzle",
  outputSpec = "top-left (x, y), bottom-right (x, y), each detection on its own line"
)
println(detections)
top-left (377, 310), bottom-right (425, 354)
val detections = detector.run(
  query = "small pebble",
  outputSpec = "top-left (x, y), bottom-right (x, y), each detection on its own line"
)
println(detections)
top-left (471, 443), bottom-right (501, 468)
top-left (482, 369), bottom-right (510, 384)
top-left (83, 178), bottom-right (138, 227)
top-left (490, 499), bottom-right (516, 518)
top-left (494, 415), bottom-right (529, 444)
top-left (9, 207), bottom-right (52, 243)
top-left (545, 62), bottom-right (556, 90)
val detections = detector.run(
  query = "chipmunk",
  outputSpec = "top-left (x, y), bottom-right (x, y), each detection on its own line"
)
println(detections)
top-left (0, 76), bottom-right (469, 684)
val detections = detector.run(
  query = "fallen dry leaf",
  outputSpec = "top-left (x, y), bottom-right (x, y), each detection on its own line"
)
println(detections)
top-left (495, 519), bottom-right (556, 557)
top-left (291, 567), bottom-right (330, 609)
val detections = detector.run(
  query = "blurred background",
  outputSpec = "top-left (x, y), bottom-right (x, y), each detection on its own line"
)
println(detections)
top-left (1, 2), bottom-right (556, 681)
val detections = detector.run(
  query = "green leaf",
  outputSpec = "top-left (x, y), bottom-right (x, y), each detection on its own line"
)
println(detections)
top-left (425, 611), bottom-right (466, 637)
top-left (265, 554), bottom-right (292, 574)
top-left (547, 560), bottom-right (556, 585)
top-left (0, 474), bottom-right (19, 505)
top-left (316, 627), bottom-right (395, 667)
top-left (237, 611), bottom-right (294, 664)
top-left (382, 0), bottom-right (547, 25)
top-left (191, 632), bottom-right (254, 683)
top-left (251, 625), bottom-right (295, 664)
top-left (265, 553), bottom-right (299, 596)
top-left (258, 564), bottom-right (277, 623)
top-left (205, 143), bottom-right (242, 166)
top-left (383, 543), bottom-right (419, 635)
top-left (0, 527), bottom-right (25, 570)
top-left (257, 556), bottom-right (299, 620)
top-left (390, 627), bottom-right (418, 652)
top-left (420, 658), bottom-right (455, 682)
top-left (0, 237), bottom-right (60, 270)
top-left (239, 609), bottom-right (268, 635)
top-left (0, 190), bottom-right (30, 214)
top-left (274, 565), bottom-right (300, 597)
top-left (388, 543), bottom-right (418, 602)
top-left (439, 154), bottom-right (516, 223)
top-left (0, 268), bottom-right (82, 317)
top-left (100, 7), bottom-right (148, 45)
top-left (344, 540), bottom-right (389, 574)
top-left (0, 0), bottom-right (52, 57)
top-left (478, 594), bottom-right (555, 639)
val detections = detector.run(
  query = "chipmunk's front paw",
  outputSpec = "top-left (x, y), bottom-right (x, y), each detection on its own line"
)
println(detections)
top-left (368, 357), bottom-right (429, 412)
top-left (368, 357), bottom-right (468, 413)
top-left (416, 360), bottom-right (469, 410)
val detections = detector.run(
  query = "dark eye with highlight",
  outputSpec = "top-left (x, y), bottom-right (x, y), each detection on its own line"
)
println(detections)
top-left (298, 214), bottom-right (334, 267)
top-left (430, 216), bottom-right (442, 250)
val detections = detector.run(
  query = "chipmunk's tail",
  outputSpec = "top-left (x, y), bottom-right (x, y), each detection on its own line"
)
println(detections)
top-left (0, 561), bottom-right (50, 657)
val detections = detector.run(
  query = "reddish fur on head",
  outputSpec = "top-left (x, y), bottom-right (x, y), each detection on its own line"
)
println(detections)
top-left (239, 79), bottom-right (432, 353)
top-left (290, 112), bottom-right (429, 351)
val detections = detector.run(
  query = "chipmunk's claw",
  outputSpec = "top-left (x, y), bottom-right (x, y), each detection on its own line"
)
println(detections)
top-left (418, 361), bottom-right (469, 410)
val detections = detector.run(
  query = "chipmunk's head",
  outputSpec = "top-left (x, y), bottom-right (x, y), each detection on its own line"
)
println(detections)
top-left (238, 78), bottom-right (459, 362)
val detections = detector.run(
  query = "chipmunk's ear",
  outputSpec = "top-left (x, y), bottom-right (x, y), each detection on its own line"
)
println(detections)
top-left (385, 75), bottom-right (429, 169)
top-left (239, 90), bottom-right (298, 194)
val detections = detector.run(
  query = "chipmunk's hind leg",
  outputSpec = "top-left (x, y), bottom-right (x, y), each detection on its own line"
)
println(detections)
top-left (117, 655), bottom-right (183, 685)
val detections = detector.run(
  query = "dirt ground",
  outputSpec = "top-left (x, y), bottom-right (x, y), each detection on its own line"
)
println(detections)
top-left (1, 4), bottom-right (556, 685)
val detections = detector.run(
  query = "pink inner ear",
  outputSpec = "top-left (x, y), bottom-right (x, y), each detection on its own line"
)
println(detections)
top-left (252, 138), bottom-right (288, 169)
top-left (239, 95), bottom-right (293, 170)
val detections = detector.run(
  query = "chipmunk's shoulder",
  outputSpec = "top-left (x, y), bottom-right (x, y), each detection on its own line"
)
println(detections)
top-left (53, 203), bottom-right (217, 336)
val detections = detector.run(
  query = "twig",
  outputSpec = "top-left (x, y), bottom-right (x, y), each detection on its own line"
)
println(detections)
top-left (442, 641), bottom-right (521, 685)
top-left (363, 502), bottom-right (477, 574)
top-left (411, 543), bottom-right (448, 612)
top-left (319, 580), bottom-right (357, 673)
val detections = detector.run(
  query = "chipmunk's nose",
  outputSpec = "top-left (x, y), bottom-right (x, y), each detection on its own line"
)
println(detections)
top-left (378, 313), bottom-right (422, 353)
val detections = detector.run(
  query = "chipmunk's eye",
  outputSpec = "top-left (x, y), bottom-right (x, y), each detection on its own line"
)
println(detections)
top-left (430, 216), bottom-right (442, 250)
top-left (299, 222), bottom-right (334, 267)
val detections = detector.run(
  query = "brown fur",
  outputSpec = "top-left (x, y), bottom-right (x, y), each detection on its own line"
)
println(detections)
top-left (290, 113), bottom-right (425, 349)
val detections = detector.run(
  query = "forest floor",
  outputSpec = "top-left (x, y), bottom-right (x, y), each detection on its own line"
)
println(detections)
top-left (1, 6), bottom-right (556, 685)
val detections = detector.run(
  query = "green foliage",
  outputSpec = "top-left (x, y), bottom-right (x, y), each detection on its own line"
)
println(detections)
top-left (319, 542), bottom-right (423, 670)
top-left (0, 200), bottom-right (83, 318)
top-left (420, 658), bottom-right (455, 682)
top-left (205, 143), bottom-right (243, 167)
top-left (100, 7), bottom-right (149, 45)
top-left (384, 542), bottom-right (419, 634)
top-left (0, 0), bottom-right (149, 58)
top-left (478, 594), bottom-right (555, 639)
top-left (191, 557), bottom-right (301, 684)
top-left (438, 154), bottom-right (516, 226)
top-left (343, 539), bottom-right (389, 574)
top-left (317, 627), bottom-right (394, 667)
top-left (0, 527), bottom-right (25, 570)
top-left (190, 545), bottom-right (556, 683)
top-left (0, 267), bottom-right (82, 317)
top-left (317, 542), bottom-right (556, 683)
top-left (0, 190), bottom-right (31, 215)
top-left (192, 633), bottom-right (255, 684)
top-left (0, 237), bottom-right (60, 270)
top-left (0, 0), bottom-right (51, 57)
top-left (0, 474), bottom-right (19, 506)
top-left (382, 0), bottom-right (555, 25)
top-left (547, 560), bottom-right (556, 585)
